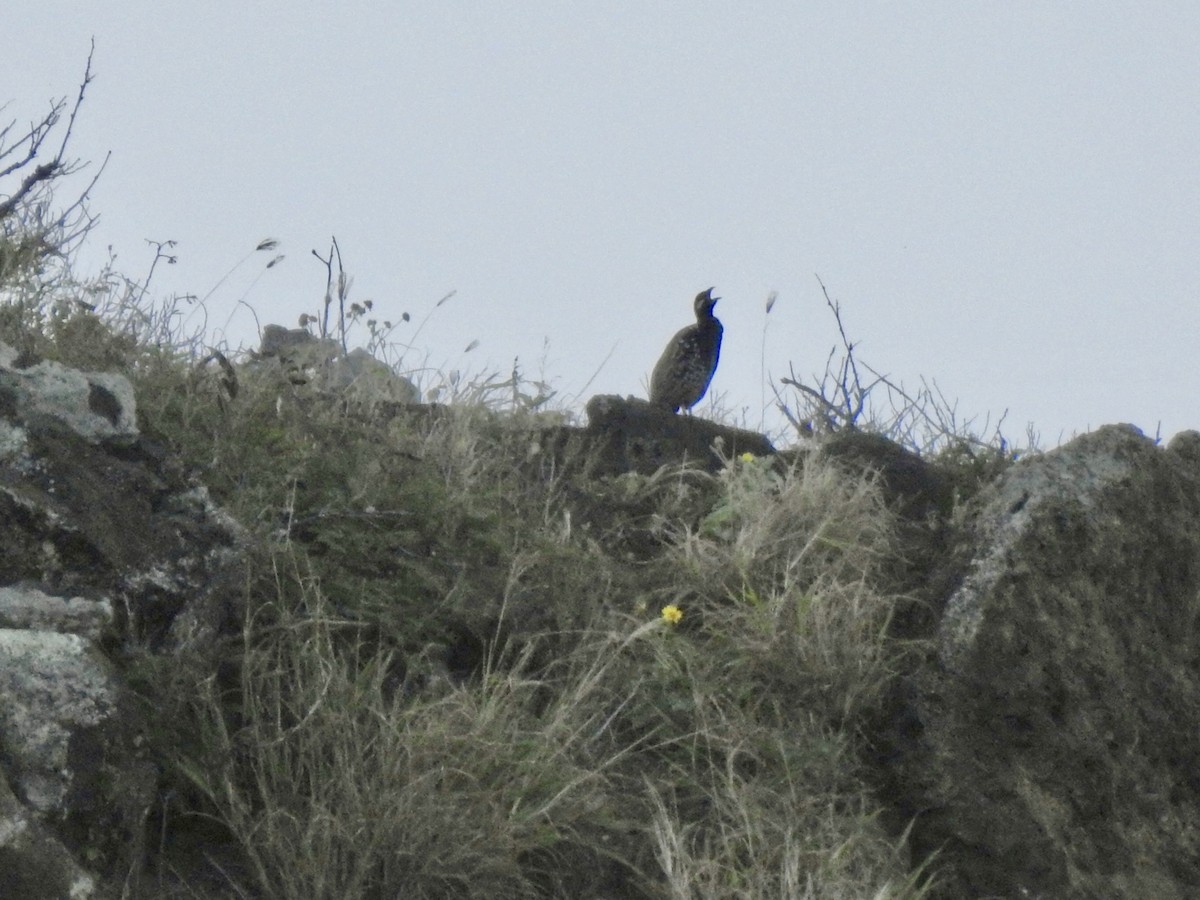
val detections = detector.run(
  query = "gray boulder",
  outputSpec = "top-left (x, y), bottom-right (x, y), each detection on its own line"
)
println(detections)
top-left (253, 324), bottom-right (420, 403)
top-left (881, 424), bottom-right (1200, 899)
top-left (0, 342), bottom-right (137, 443)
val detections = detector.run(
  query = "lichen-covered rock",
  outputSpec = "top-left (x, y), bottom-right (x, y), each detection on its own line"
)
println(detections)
top-left (0, 584), bottom-right (112, 640)
top-left (0, 342), bottom-right (137, 443)
top-left (0, 628), bottom-right (152, 813)
top-left (0, 400), bottom-right (243, 646)
top-left (0, 340), bottom-right (245, 894)
top-left (883, 424), bottom-right (1200, 899)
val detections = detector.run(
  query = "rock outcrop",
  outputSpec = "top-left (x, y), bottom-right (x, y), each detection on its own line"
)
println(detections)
top-left (0, 344), bottom-right (244, 898)
top-left (254, 323), bottom-right (420, 404)
top-left (878, 424), bottom-right (1200, 899)
top-left (580, 394), bottom-right (776, 475)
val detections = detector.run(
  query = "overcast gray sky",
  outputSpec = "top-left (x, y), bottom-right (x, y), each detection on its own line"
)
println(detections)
top-left (6, 3), bottom-right (1199, 444)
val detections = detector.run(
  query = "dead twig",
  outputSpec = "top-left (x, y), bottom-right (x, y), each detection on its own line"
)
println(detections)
top-left (775, 276), bottom-right (1021, 456)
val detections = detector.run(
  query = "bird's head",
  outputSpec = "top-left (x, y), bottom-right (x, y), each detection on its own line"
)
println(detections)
top-left (694, 287), bottom-right (719, 319)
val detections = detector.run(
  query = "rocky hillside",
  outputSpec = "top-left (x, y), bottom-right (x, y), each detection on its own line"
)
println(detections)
top-left (2, 322), bottom-right (1199, 899)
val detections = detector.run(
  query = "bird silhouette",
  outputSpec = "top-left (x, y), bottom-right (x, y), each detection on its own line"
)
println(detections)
top-left (649, 288), bottom-right (723, 413)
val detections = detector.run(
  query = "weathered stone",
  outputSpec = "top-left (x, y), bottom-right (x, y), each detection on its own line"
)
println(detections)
top-left (333, 347), bottom-right (420, 403)
top-left (581, 394), bottom-right (775, 475)
top-left (0, 629), bottom-right (121, 813)
top-left (258, 323), bottom-right (324, 358)
top-left (0, 341), bottom-right (244, 893)
top-left (880, 424), bottom-right (1200, 899)
top-left (0, 418), bottom-right (28, 463)
top-left (0, 421), bottom-right (242, 645)
top-left (1167, 428), bottom-right (1200, 466)
top-left (0, 342), bottom-right (137, 443)
top-left (0, 625), bottom-right (155, 896)
top-left (253, 324), bottom-right (420, 402)
top-left (0, 584), bottom-right (112, 641)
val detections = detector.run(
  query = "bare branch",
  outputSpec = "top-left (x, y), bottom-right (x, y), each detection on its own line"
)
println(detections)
top-left (51, 150), bottom-right (109, 249)
top-left (0, 41), bottom-right (103, 258)
top-left (0, 110), bottom-right (81, 222)
top-left (54, 39), bottom-right (96, 164)
top-left (0, 98), bottom-right (65, 179)
top-left (137, 239), bottom-right (179, 308)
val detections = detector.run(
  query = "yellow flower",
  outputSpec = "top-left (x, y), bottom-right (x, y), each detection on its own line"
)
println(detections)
top-left (661, 604), bottom-right (683, 625)
top-left (739, 451), bottom-right (756, 463)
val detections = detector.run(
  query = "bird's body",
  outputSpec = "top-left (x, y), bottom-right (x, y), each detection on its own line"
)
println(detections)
top-left (649, 288), bottom-right (723, 413)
